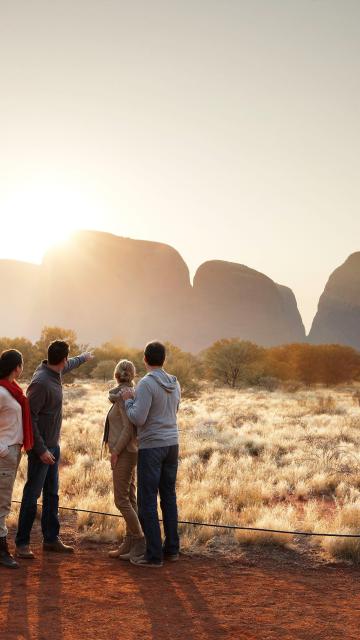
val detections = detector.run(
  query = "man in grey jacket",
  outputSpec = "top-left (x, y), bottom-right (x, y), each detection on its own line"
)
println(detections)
top-left (15, 340), bottom-right (93, 558)
top-left (122, 341), bottom-right (181, 568)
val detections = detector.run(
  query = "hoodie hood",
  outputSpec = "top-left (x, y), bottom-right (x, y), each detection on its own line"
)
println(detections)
top-left (147, 369), bottom-right (178, 393)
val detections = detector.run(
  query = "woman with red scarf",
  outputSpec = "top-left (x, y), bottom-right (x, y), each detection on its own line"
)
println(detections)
top-left (0, 349), bottom-right (33, 569)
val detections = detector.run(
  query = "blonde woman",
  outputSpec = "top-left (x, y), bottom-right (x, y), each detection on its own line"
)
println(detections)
top-left (103, 359), bottom-right (145, 560)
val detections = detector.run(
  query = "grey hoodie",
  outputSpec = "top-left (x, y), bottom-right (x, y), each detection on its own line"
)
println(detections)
top-left (125, 368), bottom-right (181, 450)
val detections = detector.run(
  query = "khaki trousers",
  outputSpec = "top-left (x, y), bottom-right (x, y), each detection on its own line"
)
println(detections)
top-left (112, 449), bottom-right (143, 538)
top-left (0, 444), bottom-right (21, 538)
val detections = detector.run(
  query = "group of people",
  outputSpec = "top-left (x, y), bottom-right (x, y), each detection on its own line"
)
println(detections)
top-left (0, 339), bottom-right (181, 569)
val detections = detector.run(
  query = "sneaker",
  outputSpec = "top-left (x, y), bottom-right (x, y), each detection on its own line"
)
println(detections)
top-left (129, 536), bottom-right (146, 561)
top-left (15, 545), bottom-right (35, 559)
top-left (130, 554), bottom-right (163, 568)
top-left (164, 553), bottom-right (179, 562)
top-left (43, 538), bottom-right (74, 553)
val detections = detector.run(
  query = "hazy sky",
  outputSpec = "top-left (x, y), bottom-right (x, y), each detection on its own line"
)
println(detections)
top-left (1, 0), bottom-right (359, 333)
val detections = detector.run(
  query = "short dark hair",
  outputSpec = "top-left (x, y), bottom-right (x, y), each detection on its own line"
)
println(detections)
top-left (144, 341), bottom-right (166, 367)
top-left (0, 349), bottom-right (23, 378)
top-left (48, 340), bottom-right (70, 365)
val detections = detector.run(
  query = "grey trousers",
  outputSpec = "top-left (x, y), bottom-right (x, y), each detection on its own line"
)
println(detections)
top-left (0, 444), bottom-right (21, 538)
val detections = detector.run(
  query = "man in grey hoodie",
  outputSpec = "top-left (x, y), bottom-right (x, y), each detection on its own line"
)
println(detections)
top-left (15, 340), bottom-right (93, 558)
top-left (122, 341), bottom-right (181, 568)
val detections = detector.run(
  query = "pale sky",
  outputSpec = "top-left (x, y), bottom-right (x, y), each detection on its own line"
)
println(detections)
top-left (1, 0), bottom-right (359, 333)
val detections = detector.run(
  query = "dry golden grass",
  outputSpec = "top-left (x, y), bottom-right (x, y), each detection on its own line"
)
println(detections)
top-left (10, 381), bottom-right (360, 562)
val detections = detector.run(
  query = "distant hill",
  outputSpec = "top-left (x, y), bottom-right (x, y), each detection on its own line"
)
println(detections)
top-left (7, 228), bottom-right (359, 352)
top-left (190, 260), bottom-right (305, 351)
top-left (308, 252), bottom-right (360, 350)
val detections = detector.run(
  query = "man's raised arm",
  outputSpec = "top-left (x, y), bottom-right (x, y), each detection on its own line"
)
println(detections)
top-left (62, 352), bottom-right (93, 375)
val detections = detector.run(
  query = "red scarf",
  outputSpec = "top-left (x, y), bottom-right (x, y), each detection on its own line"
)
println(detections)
top-left (0, 379), bottom-right (34, 451)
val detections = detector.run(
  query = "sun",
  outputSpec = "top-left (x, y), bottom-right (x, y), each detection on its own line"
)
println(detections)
top-left (1, 182), bottom-right (99, 263)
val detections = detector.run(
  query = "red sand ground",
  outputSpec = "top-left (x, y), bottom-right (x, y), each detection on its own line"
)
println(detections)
top-left (1, 520), bottom-right (360, 640)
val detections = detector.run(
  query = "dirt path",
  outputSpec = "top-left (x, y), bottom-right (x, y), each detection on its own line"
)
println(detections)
top-left (1, 523), bottom-right (360, 640)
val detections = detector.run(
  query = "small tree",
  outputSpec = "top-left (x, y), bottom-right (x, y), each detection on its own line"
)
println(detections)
top-left (93, 341), bottom-right (145, 379)
top-left (164, 343), bottom-right (201, 396)
top-left (36, 326), bottom-right (80, 359)
top-left (265, 343), bottom-right (360, 386)
top-left (203, 339), bottom-right (264, 387)
top-left (0, 336), bottom-right (38, 379)
top-left (35, 326), bottom-right (90, 379)
top-left (315, 344), bottom-right (360, 385)
top-left (91, 360), bottom-right (117, 382)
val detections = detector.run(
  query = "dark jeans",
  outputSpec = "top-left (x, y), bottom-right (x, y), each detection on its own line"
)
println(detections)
top-left (137, 445), bottom-right (179, 564)
top-left (15, 446), bottom-right (60, 546)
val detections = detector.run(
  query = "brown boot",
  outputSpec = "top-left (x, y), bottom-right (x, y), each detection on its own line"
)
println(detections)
top-left (108, 535), bottom-right (132, 559)
top-left (129, 536), bottom-right (146, 561)
top-left (15, 545), bottom-right (35, 559)
top-left (43, 537), bottom-right (74, 553)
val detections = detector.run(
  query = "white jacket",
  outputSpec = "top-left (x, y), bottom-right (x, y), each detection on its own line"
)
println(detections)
top-left (0, 387), bottom-right (23, 457)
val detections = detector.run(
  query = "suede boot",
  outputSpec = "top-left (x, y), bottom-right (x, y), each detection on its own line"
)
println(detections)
top-left (108, 535), bottom-right (132, 559)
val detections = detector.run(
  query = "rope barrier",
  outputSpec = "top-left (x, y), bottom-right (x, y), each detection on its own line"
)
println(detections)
top-left (11, 500), bottom-right (360, 538)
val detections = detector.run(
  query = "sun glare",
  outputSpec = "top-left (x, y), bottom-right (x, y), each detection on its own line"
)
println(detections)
top-left (2, 183), bottom-right (99, 264)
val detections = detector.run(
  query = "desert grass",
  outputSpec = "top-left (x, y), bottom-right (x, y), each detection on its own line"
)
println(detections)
top-left (10, 382), bottom-right (360, 561)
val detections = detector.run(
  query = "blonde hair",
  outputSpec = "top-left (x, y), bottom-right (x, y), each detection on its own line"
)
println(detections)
top-left (114, 359), bottom-right (136, 385)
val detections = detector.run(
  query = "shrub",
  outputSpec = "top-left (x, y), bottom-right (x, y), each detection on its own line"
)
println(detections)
top-left (255, 376), bottom-right (280, 392)
top-left (203, 339), bottom-right (265, 388)
top-left (91, 360), bottom-right (117, 382)
top-left (164, 343), bottom-right (201, 397)
top-left (266, 343), bottom-right (360, 386)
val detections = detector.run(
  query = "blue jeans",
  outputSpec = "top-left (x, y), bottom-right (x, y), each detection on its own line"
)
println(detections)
top-left (137, 445), bottom-right (179, 564)
top-left (15, 446), bottom-right (60, 546)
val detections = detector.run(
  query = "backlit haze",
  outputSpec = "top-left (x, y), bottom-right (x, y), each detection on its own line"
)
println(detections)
top-left (1, 1), bottom-right (360, 332)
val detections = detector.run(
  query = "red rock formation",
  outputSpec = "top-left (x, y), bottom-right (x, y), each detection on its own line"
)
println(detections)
top-left (0, 231), bottom-right (306, 351)
top-left (308, 252), bottom-right (360, 349)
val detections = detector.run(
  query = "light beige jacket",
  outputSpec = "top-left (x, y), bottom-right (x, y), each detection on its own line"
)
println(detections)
top-left (107, 385), bottom-right (137, 455)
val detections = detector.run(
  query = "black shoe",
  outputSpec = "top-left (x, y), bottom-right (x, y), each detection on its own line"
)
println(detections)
top-left (0, 537), bottom-right (19, 569)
